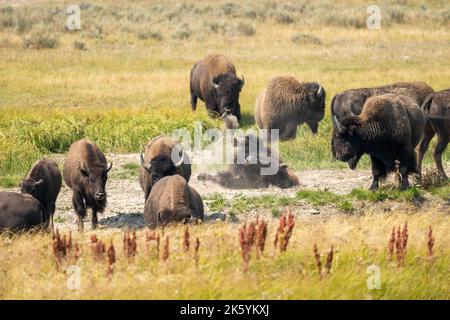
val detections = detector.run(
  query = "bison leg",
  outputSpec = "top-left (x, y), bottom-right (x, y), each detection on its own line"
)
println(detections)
top-left (72, 192), bottom-right (86, 232)
top-left (91, 209), bottom-right (98, 230)
top-left (190, 89), bottom-right (198, 111)
top-left (433, 134), bottom-right (449, 179)
top-left (417, 123), bottom-right (435, 176)
top-left (49, 201), bottom-right (56, 232)
top-left (398, 148), bottom-right (417, 190)
top-left (369, 156), bottom-right (386, 190)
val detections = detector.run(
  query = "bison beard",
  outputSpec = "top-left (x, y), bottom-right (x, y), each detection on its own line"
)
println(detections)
top-left (333, 94), bottom-right (425, 190)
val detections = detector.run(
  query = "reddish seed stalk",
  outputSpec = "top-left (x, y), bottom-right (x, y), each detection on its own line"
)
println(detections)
top-left (387, 227), bottom-right (396, 261)
top-left (183, 227), bottom-right (190, 253)
top-left (146, 231), bottom-right (160, 259)
top-left (194, 237), bottom-right (200, 266)
top-left (107, 240), bottom-right (116, 276)
top-left (162, 235), bottom-right (170, 261)
top-left (239, 222), bottom-right (256, 272)
top-left (325, 246), bottom-right (334, 274)
top-left (427, 225), bottom-right (435, 260)
top-left (274, 209), bottom-right (295, 252)
top-left (256, 219), bottom-right (268, 258)
top-left (313, 244), bottom-right (322, 277)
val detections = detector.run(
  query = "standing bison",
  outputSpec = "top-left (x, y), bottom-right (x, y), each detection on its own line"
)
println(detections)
top-left (190, 54), bottom-right (244, 122)
top-left (255, 76), bottom-right (326, 140)
top-left (139, 135), bottom-right (191, 201)
top-left (333, 94), bottom-right (425, 190)
top-left (198, 133), bottom-right (299, 189)
top-left (63, 139), bottom-right (112, 231)
top-left (144, 175), bottom-right (204, 228)
top-left (417, 89), bottom-right (450, 178)
top-left (0, 192), bottom-right (45, 231)
top-left (21, 159), bottom-right (62, 231)
top-left (330, 81), bottom-right (434, 167)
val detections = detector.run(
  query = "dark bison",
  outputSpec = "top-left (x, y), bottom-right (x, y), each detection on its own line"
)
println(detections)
top-left (417, 89), bottom-right (450, 178)
top-left (21, 159), bottom-right (62, 231)
top-left (0, 192), bottom-right (44, 231)
top-left (190, 54), bottom-right (244, 122)
top-left (333, 94), bottom-right (425, 190)
top-left (330, 81), bottom-right (434, 167)
top-left (255, 76), bottom-right (326, 140)
top-left (63, 139), bottom-right (112, 231)
top-left (198, 133), bottom-right (299, 189)
top-left (144, 175), bottom-right (204, 228)
top-left (139, 135), bottom-right (191, 201)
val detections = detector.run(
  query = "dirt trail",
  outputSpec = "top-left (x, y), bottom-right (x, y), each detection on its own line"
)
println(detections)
top-left (1, 153), bottom-right (448, 230)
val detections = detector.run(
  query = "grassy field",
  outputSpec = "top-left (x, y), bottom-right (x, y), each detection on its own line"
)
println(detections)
top-left (0, 0), bottom-right (449, 184)
top-left (0, 211), bottom-right (448, 299)
top-left (0, 0), bottom-right (449, 300)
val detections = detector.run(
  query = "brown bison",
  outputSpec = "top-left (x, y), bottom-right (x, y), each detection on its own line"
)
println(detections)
top-left (63, 139), bottom-right (112, 231)
top-left (144, 175), bottom-right (204, 228)
top-left (255, 76), bottom-right (326, 140)
top-left (333, 94), bottom-right (425, 190)
top-left (190, 54), bottom-right (244, 121)
top-left (198, 133), bottom-right (299, 189)
top-left (0, 192), bottom-right (44, 231)
top-left (21, 158), bottom-right (62, 231)
top-left (330, 81), bottom-right (434, 170)
top-left (139, 135), bottom-right (191, 201)
top-left (417, 89), bottom-right (450, 179)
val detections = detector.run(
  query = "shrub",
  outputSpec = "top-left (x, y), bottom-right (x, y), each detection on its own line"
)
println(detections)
top-left (236, 22), bottom-right (255, 36)
top-left (73, 41), bottom-right (87, 50)
top-left (274, 12), bottom-right (295, 24)
top-left (138, 30), bottom-right (163, 41)
top-left (172, 23), bottom-right (191, 40)
top-left (23, 33), bottom-right (59, 49)
top-left (291, 33), bottom-right (322, 45)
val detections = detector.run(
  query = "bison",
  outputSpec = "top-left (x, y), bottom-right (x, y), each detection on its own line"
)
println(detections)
top-left (333, 94), bottom-right (425, 190)
top-left (330, 81), bottom-right (434, 169)
top-left (21, 158), bottom-right (62, 231)
top-left (63, 139), bottom-right (112, 231)
top-left (139, 135), bottom-right (191, 201)
top-left (198, 133), bottom-right (299, 189)
top-left (190, 54), bottom-right (244, 122)
top-left (0, 192), bottom-right (44, 231)
top-left (144, 174), bottom-right (204, 228)
top-left (417, 89), bottom-right (450, 179)
top-left (255, 76), bottom-right (326, 140)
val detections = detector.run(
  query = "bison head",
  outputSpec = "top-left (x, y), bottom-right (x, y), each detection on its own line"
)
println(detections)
top-left (332, 116), bottom-right (363, 170)
top-left (304, 83), bottom-right (326, 134)
top-left (141, 148), bottom-right (185, 186)
top-left (80, 162), bottom-right (112, 205)
top-left (211, 73), bottom-right (244, 121)
top-left (21, 178), bottom-right (46, 208)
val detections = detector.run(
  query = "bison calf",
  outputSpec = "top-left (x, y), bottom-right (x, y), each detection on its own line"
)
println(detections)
top-left (198, 133), bottom-right (299, 189)
top-left (255, 76), bottom-right (326, 140)
top-left (0, 192), bottom-right (44, 231)
top-left (333, 94), bottom-right (425, 190)
top-left (63, 139), bottom-right (112, 231)
top-left (190, 54), bottom-right (244, 122)
top-left (417, 89), bottom-right (450, 179)
top-left (139, 135), bottom-right (191, 201)
top-left (21, 159), bottom-right (62, 231)
top-left (144, 175), bottom-right (204, 228)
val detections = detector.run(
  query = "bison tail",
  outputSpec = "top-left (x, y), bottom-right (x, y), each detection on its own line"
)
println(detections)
top-left (421, 94), bottom-right (434, 114)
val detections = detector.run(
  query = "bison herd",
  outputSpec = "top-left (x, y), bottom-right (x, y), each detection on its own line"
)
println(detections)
top-left (0, 54), bottom-right (449, 232)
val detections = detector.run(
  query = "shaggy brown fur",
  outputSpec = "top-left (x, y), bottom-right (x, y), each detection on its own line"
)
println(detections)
top-left (21, 159), bottom-right (62, 231)
top-left (198, 134), bottom-right (299, 189)
top-left (190, 54), bottom-right (244, 121)
top-left (255, 76), bottom-right (326, 140)
top-left (138, 135), bottom-right (191, 201)
top-left (63, 139), bottom-right (112, 231)
top-left (417, 89), bottom-right (450, 178)
top-left (333, 94), bottom-right (425, 190)
top-left (0, 192), bottom-right (44, 231)
top-left (144, 175), bottom-right (204, 228)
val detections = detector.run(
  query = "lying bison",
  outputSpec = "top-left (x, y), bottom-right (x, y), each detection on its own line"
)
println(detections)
top-left (330, 81), bottom-right (434, 167)
top-left (333, 94), bottom-right (425, 190)
top-left (63, 139), bottom-right (112, 231)
top-left (144, 175), bottom-right (203, 228)
top-left (417, 89), bottom-right (450, 179)
top-left (198, 133), bottom-right (299, 189)
top-left (255, 76), bottom-right (326, 140)
top-left (0, 192), bottom-right (44, 231)
top-left (139, 135), bottom-right (191, 201)
top-left (190, 54), bottom-right (244, 122)
top-left (21, 159), bottom-right (62, 231)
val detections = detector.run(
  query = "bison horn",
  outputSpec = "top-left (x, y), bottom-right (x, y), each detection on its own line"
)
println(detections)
top-left (279, 163), bottom-right (288, 169)
top-left (211, 76), bottom-right (219, 89)
top-left (317, 85), bottom-right (323, 96)
top-left (240, 75), bottom-right (245, 87)
top-left (106, 162), bottom-right (113, 172)
top-left (173, 149), bottom-right (185, 168)
top-left (140, 152), bottom-right (151, 171)
top-left (334, 115), bottom-right (346, 134)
